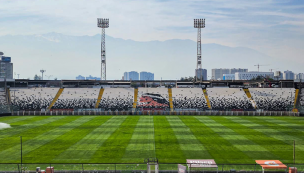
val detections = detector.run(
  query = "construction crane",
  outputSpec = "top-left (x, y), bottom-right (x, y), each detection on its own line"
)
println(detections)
top-left (254, 64), bottom-right (269, 72)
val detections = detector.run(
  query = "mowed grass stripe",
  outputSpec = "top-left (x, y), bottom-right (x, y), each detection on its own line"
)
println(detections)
top-left (122, 116), bottom-right (155, 161)
top-left (0, 116), bottom-right (53, 139)
top-left (54, 116), bottom-right (126, 162)
top-left (0, 116), bottom-right (92, 163)
top-left (227, 117), bottom-right (304, 163)
top-left (23, 116), bottom-right (112, 163)
top-left (190, 116), bottom-right (255, 163)
top-left (166, 116), bottom-right (212, 159)
top-left (0, 116), bottom-right (34, 124)
top-left (272, 117), bottom-right (304, 126)
top-left (90, 116), bottom-right (139, 163)
top-left (154, 116), bottom-right (185, 163)
top-left (0, 116), bottom-right (66, 152)
top-left (253, 117), bottom-right (304, 135)
top-left (210, 117), bottom-right (283, 160)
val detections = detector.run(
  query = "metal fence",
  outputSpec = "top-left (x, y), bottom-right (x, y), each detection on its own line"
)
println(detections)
top-left (10, 110), bottom-right (300, 116)
top-left (0, 163), bottom-right (304, 173)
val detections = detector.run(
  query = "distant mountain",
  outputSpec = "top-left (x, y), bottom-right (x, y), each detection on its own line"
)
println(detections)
top-left (0, 33), bottom-right (282, 80)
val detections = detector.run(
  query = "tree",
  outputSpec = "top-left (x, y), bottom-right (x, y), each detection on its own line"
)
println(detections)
top-left (34, 74), bottom-right (41, 80)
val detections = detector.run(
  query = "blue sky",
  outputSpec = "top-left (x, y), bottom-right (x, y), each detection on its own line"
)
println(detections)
top-left (0, 0), bottom-right (304, 78)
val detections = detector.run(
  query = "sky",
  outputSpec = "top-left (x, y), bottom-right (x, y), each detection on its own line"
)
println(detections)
top-left (0, 0), bottom-right (304, 79)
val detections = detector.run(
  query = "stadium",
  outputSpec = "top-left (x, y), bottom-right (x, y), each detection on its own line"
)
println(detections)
top-left (0, 9), bottom-right (304, 173)
top-left (1, 79), bottom-right (304, 173)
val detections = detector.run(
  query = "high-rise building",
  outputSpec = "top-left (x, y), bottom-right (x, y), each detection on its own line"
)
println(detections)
top-left (140, 71), bottom-right (154, 80)
top-left (212, 68), bottom-right (248, 80)
top-left (0, 54), bottom-right (13, 79)
top-left (76, 75), bottom-right (85, 80)
top-left (195, 68), bottom-right (207, 81)
top-left (212, 68), bottom-right (229, 80)
top-left (124, 71), bottom-right (139, 80)
top-left (296, 73), bottom-right (304, 80)
top-left (230, 68), bottom-right (248, 74)
top-left (283, 70), bottom-right (294, 80)
top-left (235, 72), bottom-right (274, 80)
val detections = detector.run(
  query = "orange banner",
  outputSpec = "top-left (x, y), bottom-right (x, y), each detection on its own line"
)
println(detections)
top-left (256, 160), bottom-right (287, 169)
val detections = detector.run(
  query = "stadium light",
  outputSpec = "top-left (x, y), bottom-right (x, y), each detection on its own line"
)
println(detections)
top-left (97, 18), bottom-right (110, 81)
top-left (194, 19), bottom-right (205, 82)
top-left (40, 69), bottom-right (46, 80)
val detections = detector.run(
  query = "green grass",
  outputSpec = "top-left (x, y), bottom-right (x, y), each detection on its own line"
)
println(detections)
top-left (1, 115), bottom-right (304, 165)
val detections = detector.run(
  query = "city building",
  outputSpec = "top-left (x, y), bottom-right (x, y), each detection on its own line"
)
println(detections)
top-left (86, 75), bottom-right (101, 80)
top-left (76, 75), bottom-right (85, 80)
top-left (212, 68), bottom-right (230, 80)
top-left (296, 73), bottom-right (304, 80)
top-left (283, 70), bottom-right (294, 80)
top-left (195, 68), bottom-right (207, 81)
top-left (274, 71), bottom-right (283, 80)
top-left (223, 74), bottom-right (235, 80)
top-left (0, 53), bottom-right (13, 79)
top-left (235, 72), bottom-right (274, 80)
top-left (212, 68), bottom-right (248, 80)
top-left (230, 68), bottom-right (248, 74)
top-left (140, 71), bottom-right (154, 80)
top-left (124, 71), bottom-right (139, 80)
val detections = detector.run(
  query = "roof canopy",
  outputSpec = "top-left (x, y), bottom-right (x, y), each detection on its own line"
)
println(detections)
top-left (255, 160), bottom-right (287, 169)
top-left (187, 159), bottom-right (218, 168)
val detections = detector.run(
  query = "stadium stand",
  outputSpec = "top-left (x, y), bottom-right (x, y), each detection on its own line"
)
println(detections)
top-left (10, 88), bottom-right (59, 110)
top-left (207, 88), bottom-right (254, 110)
top-left (171, 88), bottom-right (208, 110)
top-left (137, 88), bottom-right (169, 110)
top-left (98, 88), bottom-right (134, 111)
top-left (300, 88), bottom-right (304, 106)
top-left (0, 88), bottom-right (9, 113)
top-left (249, 88), bottom-right (295, 111)
top-left (52, 88), bottom-right (99, 109)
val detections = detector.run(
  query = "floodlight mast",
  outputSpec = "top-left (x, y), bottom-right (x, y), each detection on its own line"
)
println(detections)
top-left (194, 19), bottom-right (205, 81)
top-left (97, 18), bottom-right (109, 80)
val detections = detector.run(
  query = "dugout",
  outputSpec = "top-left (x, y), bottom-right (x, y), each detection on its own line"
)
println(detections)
top-left (187, 159), bottom-right (218, 173)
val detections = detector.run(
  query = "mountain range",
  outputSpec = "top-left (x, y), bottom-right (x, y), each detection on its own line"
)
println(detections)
top-left (0, 33), bottom-right (295, 80)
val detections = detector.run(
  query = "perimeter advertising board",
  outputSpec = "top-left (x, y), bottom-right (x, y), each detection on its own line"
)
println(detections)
top-left (187, 159), bottom-right (218, 168)
top-left (255, 160), bottom-right (287, 169)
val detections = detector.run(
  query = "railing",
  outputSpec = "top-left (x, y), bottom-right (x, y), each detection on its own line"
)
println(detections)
top-left (0, 163), bottom-right (304, 173)
top-left (10, 110), bottom-right (300, 116)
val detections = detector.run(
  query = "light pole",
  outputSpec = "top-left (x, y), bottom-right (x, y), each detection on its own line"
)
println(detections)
top-left (40, 69), bottom-right (46, 80)
top-left (194, 19), bottom-right (205, 82)
top-left (97, 18), bottom-right (109, 80)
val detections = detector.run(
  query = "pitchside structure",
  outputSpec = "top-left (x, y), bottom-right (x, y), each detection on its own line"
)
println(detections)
top-left (8, 87), bottom-right (301, 112)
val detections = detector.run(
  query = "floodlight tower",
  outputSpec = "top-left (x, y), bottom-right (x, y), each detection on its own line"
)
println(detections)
top-left (40, 69), bottom-right (46, 80)
top-left (194, 19), bottom-right (205, 81)
top-left (97, 18), bottom-right (109, 80)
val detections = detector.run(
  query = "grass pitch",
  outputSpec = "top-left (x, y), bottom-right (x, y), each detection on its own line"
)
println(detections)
top-left (1, 115), bottom-right (304, 164)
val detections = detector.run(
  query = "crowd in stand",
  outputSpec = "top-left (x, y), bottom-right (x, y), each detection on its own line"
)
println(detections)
top-left (173, 97), bottom-right (207, 109)
top-left (208, 89), bottom-right (254, 110)
top-left (99, 97), bottom-right (133, 111)
top-left (301, 89), bottom-right (304, 106)
top-left (250, 89), bottom-right (294, 111)
top-left (209, 97), bottom-right (253, 110)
